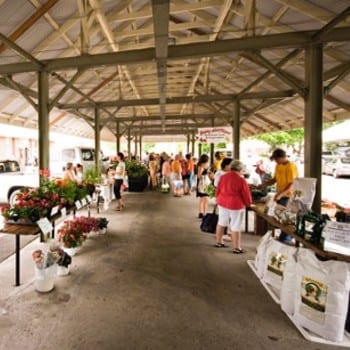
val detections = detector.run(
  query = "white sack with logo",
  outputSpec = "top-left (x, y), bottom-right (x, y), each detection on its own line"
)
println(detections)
top-left (293, 249), bottom-right (350, 342)
top-left (254, 231), bottom-right (273, 278)
top-left (280, 248), bottom-right (308, 316)
top-left (262, 239), bottom-right (297, 293)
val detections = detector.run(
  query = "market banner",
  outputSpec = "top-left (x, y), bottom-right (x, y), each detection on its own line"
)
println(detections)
top-left (197, 127), bottom-right (232, 143)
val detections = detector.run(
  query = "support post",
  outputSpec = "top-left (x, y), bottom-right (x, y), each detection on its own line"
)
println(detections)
top-left (38, 71), bottom-right (49, 184)
top-left (210, 118), bottom-right (215, 167)
top-left (198, 143), bottom-right (202, 157)
top-left (139, 135), bottom-right (142, 162)
top-left (134, 134), bottom-right (138, 159)
top-left (191, 131), bottom-right (195, 156)
top-left (127, 129), bottom-right (131, 160)
top-left (94, 107), bottom-right (101, 174)
top-left (305, 44), bottom-right (323, 213)
top-left (116, 121), bottom-right (121, 153)
top-left (233, 99), bottom-right (240, 160)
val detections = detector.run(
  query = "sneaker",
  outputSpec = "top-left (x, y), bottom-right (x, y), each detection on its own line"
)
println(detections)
top-left (198, 213), bottom-right (204, 219)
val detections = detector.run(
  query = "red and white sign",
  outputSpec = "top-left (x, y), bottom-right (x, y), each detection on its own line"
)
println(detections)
top-left (198, 127), bottom-right (232, 143)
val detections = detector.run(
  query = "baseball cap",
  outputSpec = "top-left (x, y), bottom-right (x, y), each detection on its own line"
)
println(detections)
top-left (270, 148), bottom-right (286, 160)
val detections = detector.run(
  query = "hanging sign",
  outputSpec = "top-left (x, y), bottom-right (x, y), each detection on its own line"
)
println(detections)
top-left (197, 127), bottom-right (232, 143)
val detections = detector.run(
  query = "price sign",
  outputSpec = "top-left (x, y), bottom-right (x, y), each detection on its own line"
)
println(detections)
top-left (36, 218), bottom-right (53, 235)
top-left (60, 207), bottom-right (67, 217)
top-left (50, 205), bottom-right (59, 217)
top-left (75, 200), bottom-right (82, 210)
top-left (323, 221), bottom-right (350, 255)
top-left (81, 198), bottom-right (87, 207)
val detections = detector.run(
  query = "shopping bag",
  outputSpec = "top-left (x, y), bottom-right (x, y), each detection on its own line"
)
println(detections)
top-left (198, 174), bottom-right (211, 194)
top-left (200, 206), bottom-right (218, 234)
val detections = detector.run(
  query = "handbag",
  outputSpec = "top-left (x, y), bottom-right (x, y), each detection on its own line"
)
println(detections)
top-left (198, 174), bottom-right (211, 194)
top-left (200, 206), bottom-right (218, 234)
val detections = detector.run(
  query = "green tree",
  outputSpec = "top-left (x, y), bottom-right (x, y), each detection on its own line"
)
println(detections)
top-left (143, 143), bottom-right (155, 153)
top-left (255, 128), bottom-right (304, 155)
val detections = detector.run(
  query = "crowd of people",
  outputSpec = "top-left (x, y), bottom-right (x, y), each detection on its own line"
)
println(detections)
top-left (62, 147), bottom-right (298, 252)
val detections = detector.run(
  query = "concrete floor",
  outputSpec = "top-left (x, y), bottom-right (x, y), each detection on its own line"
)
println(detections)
top-left (0, 190), bottom-right (346, 350)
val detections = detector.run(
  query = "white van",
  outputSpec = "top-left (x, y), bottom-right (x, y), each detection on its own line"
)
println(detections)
top-left (50, 147), bottom-right (107, 177)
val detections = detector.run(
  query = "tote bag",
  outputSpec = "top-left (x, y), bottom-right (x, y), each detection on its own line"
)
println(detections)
top-left (198, 174), bottom-right (211, 194)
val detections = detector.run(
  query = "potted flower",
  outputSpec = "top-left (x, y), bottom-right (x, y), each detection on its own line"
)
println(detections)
top-left (57, 219), bottom-right (88, 256)
top-left (1, 187), bottom-right (61, 224)
top-left (32, 249), bottom-right (58, 292)
top-left (124, 160), bottom-right (149, 192)
top-left (50, 244), bottom-right (72, 276)
top-left (97, 217), bottom-right (109, 234)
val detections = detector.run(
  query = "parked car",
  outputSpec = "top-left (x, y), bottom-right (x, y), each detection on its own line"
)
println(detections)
top-left (322, 157), bottom-right (350, 178)
top-left (0, 160), bottom-right (38, 204)
top-left (50, 147), bottom-right (108, 177)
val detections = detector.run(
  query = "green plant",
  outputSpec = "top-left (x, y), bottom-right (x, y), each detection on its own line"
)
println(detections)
top-left (84, 167), bottom-right (102, 183)
top-left (125, 160), bottom-right (148, 178)
top-left (97, 217), bottom-right (109, 229)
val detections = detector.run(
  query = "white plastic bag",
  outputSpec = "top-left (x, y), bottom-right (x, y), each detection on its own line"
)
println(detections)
top-left (198, 174), bottom-right (211, 194)
top-left (293, 249), bottom-right (350, 342)
top-left (286, 177), bottom-right (317, 213)
top-left (254, 231), bottom-right (273, 278)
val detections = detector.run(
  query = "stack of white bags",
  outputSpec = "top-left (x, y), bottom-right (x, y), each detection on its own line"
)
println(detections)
top-left (255, 232), bottom-right (350, 343)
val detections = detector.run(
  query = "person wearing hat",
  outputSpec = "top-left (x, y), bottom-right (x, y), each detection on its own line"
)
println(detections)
top-left (258, 148), bottom-right (298, 242)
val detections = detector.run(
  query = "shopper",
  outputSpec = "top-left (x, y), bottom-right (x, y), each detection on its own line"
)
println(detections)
top-left (185, 153), bottom-right (194, 194)
top-left (113, 152), bottom-right (126, 211)
top-left (63, 162), bottom-right (76, 181)
top-left (213, 151), bottom-right (224, 172)
top-left (215, 160), bottom-right (252, 253)
top-left (74, 163), bottom-right (84, 183)
top-left (213, 157), bottom-right (232, 187)
top-left (148, 153), bottom-right (159, 189)
top-left (196, 154), bottom-right (212, 219)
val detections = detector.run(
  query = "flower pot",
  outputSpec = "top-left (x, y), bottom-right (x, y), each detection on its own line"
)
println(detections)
top-left (57, 265), bottom-right (70, 276)
top-left (34, 265), bottom-right (57, 293)
top-left (63, 247), bottom-right (77, 257)
top-left (128, 174), bottom-right (149, 192)
top-left (99, 227), bottom-right (107, 234)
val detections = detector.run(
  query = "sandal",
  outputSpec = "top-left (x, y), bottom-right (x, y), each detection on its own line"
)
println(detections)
top-left (214, 243), bottom-right (227, 248)
top-left (232, 248), bottom-right (245, 254)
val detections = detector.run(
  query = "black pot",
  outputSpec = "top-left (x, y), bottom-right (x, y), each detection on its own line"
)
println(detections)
top-left (128, 174), bottom-right (148, 192)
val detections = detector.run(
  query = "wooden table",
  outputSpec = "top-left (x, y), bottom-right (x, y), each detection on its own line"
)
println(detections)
top-left (0, 223), bottom-right (41, 286)
top-left (251, 203), bottom-right (350, 262)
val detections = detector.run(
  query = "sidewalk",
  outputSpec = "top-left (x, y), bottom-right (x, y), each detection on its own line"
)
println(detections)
top-left (0, 191), bottom-right (342, 350)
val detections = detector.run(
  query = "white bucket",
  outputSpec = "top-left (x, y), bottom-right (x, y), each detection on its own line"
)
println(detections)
top-left (63, 247), bottom-right (77, 257)
top-left (57, 265), bottom-right (70, 276)
top-left (34, 265), bottom-right (57, 293)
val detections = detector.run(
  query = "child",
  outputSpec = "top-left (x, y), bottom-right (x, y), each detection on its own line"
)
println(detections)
top-left (173, 178), bottom-right (184, 197)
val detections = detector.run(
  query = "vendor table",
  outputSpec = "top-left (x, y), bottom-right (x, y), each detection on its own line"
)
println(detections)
top-left (251, 203), bottom-right (350, 263)
top-left (0, 223), bottom-right (41, 286)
